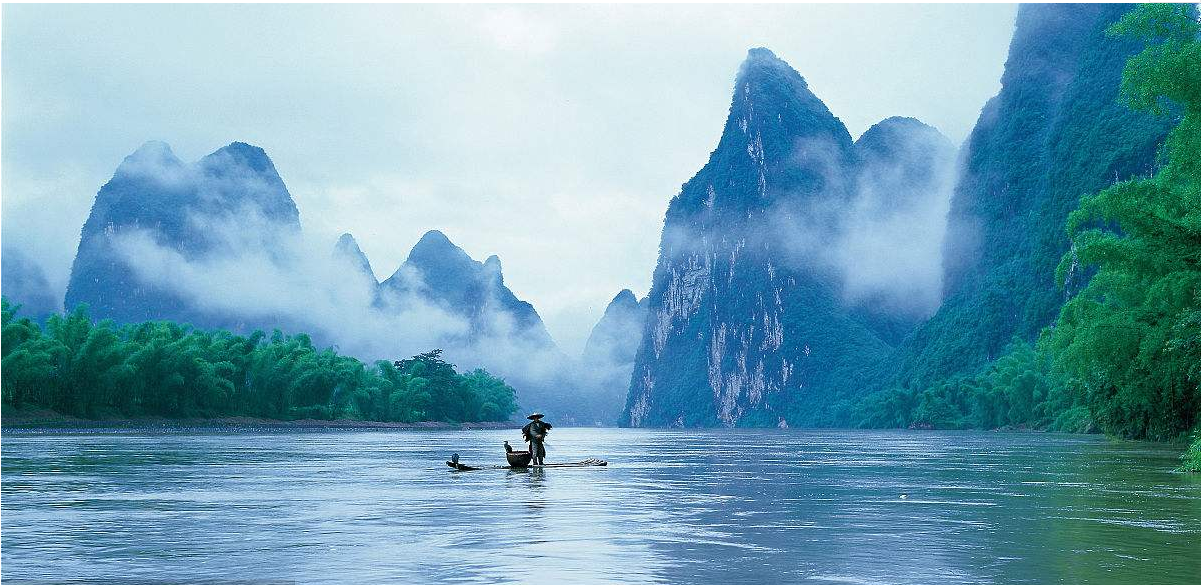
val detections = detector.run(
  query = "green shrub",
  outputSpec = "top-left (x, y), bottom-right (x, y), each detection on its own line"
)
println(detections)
top-left (1179, 433), bottom-right (1201, 473)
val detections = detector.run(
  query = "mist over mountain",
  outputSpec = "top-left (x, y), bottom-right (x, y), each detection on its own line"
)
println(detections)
top-left (1, 245), bottom-right (61, 319)
top-left (379, 230), bottom-right (554, 350)
top-left (375, 230), bottom-right (597, 421)
top-left (52, 139), bottom-right (642, 424)
top-left (333, 233), bottom-right (378, 285)
top-left (623, 48), bottom-right (954, 428)
top-left (63, 141), bottom-right (301, 330)
top-left (41, 5), bottom-right (1165, 430)
top-left (576, 289), bottom-right (648, 424)
top-left (841, 116), bottom-right (957, 344)
top-left (582, 289), bottom-right (646, 366)
top-left (886, 3), bottom-right (1174, 390)
top-left (619, 2), bottom-right (1180, 428)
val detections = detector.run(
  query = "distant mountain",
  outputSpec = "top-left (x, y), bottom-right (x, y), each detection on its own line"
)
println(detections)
top-left (844, 116), bottom-right (956, 345)
top-left (375, 230), bottom-right (597, 421)
top-left (333, 232), bottom-right (378, 285)
top-left (379, 230), bottom-right (554, 348)
top-left (63, 141), bottom-right (300, 328)
top-left (577, 289), bottom-right (647, 424)
top-left (853, 117), bottom-right (954, 220)
top-left (582, 289), bottom-right (646, 366)
top-left (887, 3), bottom-right (1173, 389)
top-left (1, 245), bottom-right (61, 319)
top-left (623, 48), bottom-right (904, 428)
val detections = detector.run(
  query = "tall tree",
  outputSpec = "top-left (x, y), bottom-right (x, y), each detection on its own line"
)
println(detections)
top-left (1047, 4), bottom-right (1201, 440)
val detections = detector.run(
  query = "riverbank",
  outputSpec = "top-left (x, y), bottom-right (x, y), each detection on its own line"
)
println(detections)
top-left (1, 407), bottom-right (522, 433)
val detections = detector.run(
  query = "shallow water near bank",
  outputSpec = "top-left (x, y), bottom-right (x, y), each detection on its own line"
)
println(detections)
top-left (2, 428), bottom-right (1199, 584)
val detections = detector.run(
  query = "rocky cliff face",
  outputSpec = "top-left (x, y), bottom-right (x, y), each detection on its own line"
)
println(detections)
top-left (63, 141), bottom-right (301, 328)
top-left (888, 3), bottom-right (1173, 389)
top-left (623, 49), bottom-right (907, 428)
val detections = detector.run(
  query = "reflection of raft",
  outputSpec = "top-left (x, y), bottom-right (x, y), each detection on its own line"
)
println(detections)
top-left (530, 458), bottom-right (607, 468)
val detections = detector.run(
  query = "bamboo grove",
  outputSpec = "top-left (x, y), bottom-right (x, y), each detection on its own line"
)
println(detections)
top-left (1, 300), bottom-right (518, 423)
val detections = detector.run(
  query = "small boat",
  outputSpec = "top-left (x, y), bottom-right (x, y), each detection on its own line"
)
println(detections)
top-left (507, 450), bottom-right (533, 468)
top-left (447, 460), bottom-right (481, 471)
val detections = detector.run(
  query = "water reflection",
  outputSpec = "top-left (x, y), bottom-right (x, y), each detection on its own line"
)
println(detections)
top-left (1, 429), bottom-right (1198, 584)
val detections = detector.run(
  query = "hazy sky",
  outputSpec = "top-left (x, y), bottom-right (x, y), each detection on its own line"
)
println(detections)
top-left (1, 3), bottom-right (1017, 352)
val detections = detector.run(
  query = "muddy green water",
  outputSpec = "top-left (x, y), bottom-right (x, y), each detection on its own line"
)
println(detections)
top-left (2, 428), bottom-right (1198, 584)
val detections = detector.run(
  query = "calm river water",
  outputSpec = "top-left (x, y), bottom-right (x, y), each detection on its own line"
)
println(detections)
top-left (2, 428), bottom-right (1199, 584)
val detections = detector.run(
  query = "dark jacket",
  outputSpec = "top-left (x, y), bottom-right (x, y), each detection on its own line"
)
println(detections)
top-left (522, 420), bottom-right (552, 443)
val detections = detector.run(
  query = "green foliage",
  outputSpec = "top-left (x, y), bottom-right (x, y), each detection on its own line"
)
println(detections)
top-left (858, 5), bottom-right (1199, 443)
top-left (1045, 5), bottom-right (1201, 441)
top-left (886, 4), bottom-right (1173, 393)
top-left (1, 299), bottom-right (517, 423)
top-left (1180, 432), bottom-right (1201, 473)
top-left (853, 340), bottom-right (1077, 432)
top-left (1107, 4), bottom-right (1201, 115)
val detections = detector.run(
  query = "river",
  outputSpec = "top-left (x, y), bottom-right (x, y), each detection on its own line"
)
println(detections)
top-left (2, 428), bottom-right (1198, 584)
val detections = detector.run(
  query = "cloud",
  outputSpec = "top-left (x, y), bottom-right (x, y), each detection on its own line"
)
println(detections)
top-left (767, 120), bottom-right (958, 320)
top-left (106, 205), bottom-right (627, 423)
top-left (110, 210), bottom-right (468, 360)
top-left (833, 124), bottom-right (958, 317)
top-left (0, 3), bottom-right (1016, 352)
top-left (476, 7), bottom-right (562, 55)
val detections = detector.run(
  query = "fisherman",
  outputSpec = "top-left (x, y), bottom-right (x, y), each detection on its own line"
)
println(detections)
top-left (521, 413), bottom-right (553, 465)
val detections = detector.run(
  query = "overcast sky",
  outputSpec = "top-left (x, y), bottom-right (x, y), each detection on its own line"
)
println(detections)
top-left (1, 3), bottom-right (1017, 352)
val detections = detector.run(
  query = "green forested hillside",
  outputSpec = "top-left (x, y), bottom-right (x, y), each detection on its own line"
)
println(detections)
top-left (1, 299), bottom-right (517, 423)
top-left (887, 3), bottom-right (1173, 391)
top-left (856, 4), bottom-right (1201, 445)
top-left (853, 340), bottom-right (1085, 433)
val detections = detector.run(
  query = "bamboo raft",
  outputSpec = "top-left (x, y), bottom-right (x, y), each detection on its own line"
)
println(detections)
top-left (446, 455), bottom-right (607, 472)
